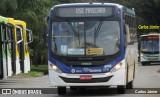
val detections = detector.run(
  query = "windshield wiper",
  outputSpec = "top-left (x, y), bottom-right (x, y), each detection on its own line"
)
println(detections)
top-left (114, 36), bottom-right (120, 52)
top-left (94, 21), bottom-right (103, 44)
top-left (68, 22), bottom-right (79, 37)
top-left (67, 22), bottom-right (80, 47)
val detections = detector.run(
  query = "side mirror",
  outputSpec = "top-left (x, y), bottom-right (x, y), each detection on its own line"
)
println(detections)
top-left (16, 25), bottom-right (23, 44)
top-left (125, 24), bottom-right (131, 43)
top-left (25, 29), bottom-right (33, 44)
top-left (43, 16), bottom-right (49, 47)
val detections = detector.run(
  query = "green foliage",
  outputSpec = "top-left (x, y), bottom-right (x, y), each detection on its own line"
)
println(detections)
top-left (57, 0), bottom-right (78, 3)
top-left (15, 71), bottom-right (43, 77)
top-left (0, 0), bottom-right (80, 65)
top-left (0, 0), bottom-right (160, 64)
top-left (31, 64), bottom-right (48, 72)
top-left (12, 65), bottom-right (48, 77)
top-left (155, 0), bottom-right (160, 6)
top-left (79, 0), bottom-right (160, 35)
top-left (0, 0), bottom-right (51, 64)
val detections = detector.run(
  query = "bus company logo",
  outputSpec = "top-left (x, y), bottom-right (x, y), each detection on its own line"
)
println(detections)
top-left (103, 64), bottom-right (112, 71)
top-left (2, 89), bottom-right (11, 94)
top-left (71, 69), bottom-right (75, 73)
top-left (83, 68), bottom-right (89, 73)
top-left (83, 68), bottom-right (102, 73)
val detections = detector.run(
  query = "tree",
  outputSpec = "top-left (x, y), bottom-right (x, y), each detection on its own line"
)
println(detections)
top-left (155, 0), bottom-right (160, 6)
top-left (0, 0), bottom-right (80, 65)
top-left (0, 0), bottom-right (160, 64)
top-left (15, 0), bottom-right (51, 65)
top-left (0, 0), bottom-right (51, 65)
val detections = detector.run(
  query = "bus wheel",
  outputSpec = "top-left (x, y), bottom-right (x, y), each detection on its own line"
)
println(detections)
top-left (57, 87), bottom-right (66, 95)
top-left (78, 87), bottom-right (86, 91)
top-left (70, 86), bottom-right (78, 91)
top-left (117, 85), bottom-right (125, 94)
top-left (126, 81), bottom-right (133, 89)
top-left (141, 62), bottom-right (146, 66)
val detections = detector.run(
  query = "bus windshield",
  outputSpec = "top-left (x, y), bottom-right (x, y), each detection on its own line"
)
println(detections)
top-left (51, 20), bottom-right (120, 56)
top-left (141, 37), bottom-right (160, 53)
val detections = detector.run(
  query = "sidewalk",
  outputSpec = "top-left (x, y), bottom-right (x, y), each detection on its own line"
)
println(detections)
top-left (0, 75), bottom-right (50, 88)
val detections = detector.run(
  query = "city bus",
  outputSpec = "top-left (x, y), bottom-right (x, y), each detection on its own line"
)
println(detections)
top-left (47, 3), bottom-right (138, 94)
top-left (7, 18), bottom-right (23, 74)
top-left (0, 16), bottom-right (12, 78)
top-left (140, 33), bottom-right (160, 65)
top-left (14, 20), bottom-right (33, 73)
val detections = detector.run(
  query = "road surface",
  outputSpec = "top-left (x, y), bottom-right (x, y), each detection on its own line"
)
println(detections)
top-left (0, 63), bottom-right (160, 97)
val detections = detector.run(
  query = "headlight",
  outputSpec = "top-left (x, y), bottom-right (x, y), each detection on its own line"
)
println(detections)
top-left (50, 63), bottom-right (62, 74)
top-left (110, 62), bottom-right (123, 72)
top-left (141, 53), bottom-right (143, 57)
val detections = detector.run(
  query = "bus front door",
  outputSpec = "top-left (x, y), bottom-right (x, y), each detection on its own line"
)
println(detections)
top-left (0, 16), bottom-right (9, 79)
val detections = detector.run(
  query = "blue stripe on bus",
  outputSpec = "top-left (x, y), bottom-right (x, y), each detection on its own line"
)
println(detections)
top-left (49, 56), bottom-right (124, 74)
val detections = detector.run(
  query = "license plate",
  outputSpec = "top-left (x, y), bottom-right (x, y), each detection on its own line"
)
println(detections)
top-left (80, 75), bottom-right (92, 80)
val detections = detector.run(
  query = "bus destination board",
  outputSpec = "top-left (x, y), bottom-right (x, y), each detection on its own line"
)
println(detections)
top-left (56, 7), bottom-right (114, 17)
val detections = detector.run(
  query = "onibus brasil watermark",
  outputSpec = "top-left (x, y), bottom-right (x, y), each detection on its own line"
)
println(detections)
top-left (1, 88), bottom-right (160, 94)
top-left (1, 89), bottom-right (42, 94)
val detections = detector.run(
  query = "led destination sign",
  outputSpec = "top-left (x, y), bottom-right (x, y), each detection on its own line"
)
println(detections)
top-left (141, 36), bottom-right (160, 40)
top-left (56, 7), bottom-right (114, 17)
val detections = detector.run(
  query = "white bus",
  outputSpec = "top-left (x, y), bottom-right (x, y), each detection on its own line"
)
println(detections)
top-left (47, 3), bottom-right (138, 95)
top-left (140, 33), bottom-right (160, 65)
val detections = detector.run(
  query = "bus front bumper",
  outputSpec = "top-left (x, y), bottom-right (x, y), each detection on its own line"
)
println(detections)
top-left (140, 54), bottom-right (160, 62)
top-left (48, 67), bottom-right (126, 87)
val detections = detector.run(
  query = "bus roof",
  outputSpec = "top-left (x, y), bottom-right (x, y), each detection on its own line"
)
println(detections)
top-left (0, 16), bottom-right (8, 24)
top-left (7, 18), bottom-right (15, 26)
top-left (51, 3), bottom-right (123, 10)
top-left (14, 20), bottom-right (26, 28)
top-left (50, 3), bottom-right (135, 16)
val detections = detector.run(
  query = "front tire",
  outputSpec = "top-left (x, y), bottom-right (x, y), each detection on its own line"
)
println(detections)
top-left (57, 87), bottom-right (66, 95)
top-left (70, 86), bottom-right (78, 91)
top-left (141, 62), bottom-right (146, 66)
top-left (117, 85), bottom-right (125, 94)
top-left (126, 81), bottom-right (133, 89)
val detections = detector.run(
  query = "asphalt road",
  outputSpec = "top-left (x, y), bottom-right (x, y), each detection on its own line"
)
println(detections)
top-left (0, 63), bottom-right (160, 97)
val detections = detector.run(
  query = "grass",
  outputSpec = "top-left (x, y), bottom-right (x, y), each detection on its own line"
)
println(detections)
top-left (12, 65), bottom-right (48, 78)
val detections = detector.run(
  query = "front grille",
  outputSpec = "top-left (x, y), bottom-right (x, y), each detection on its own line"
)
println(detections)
top-left (59, 75), bottom-right (113, 83)
top-left (51, 51), bottom-right (121, 67)
top-left (64, 57), bottom-right (110, 67)
top-left (143, 56), bottom-right (159, 61)
top-left (65, 62), bottom-right (106, 67)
